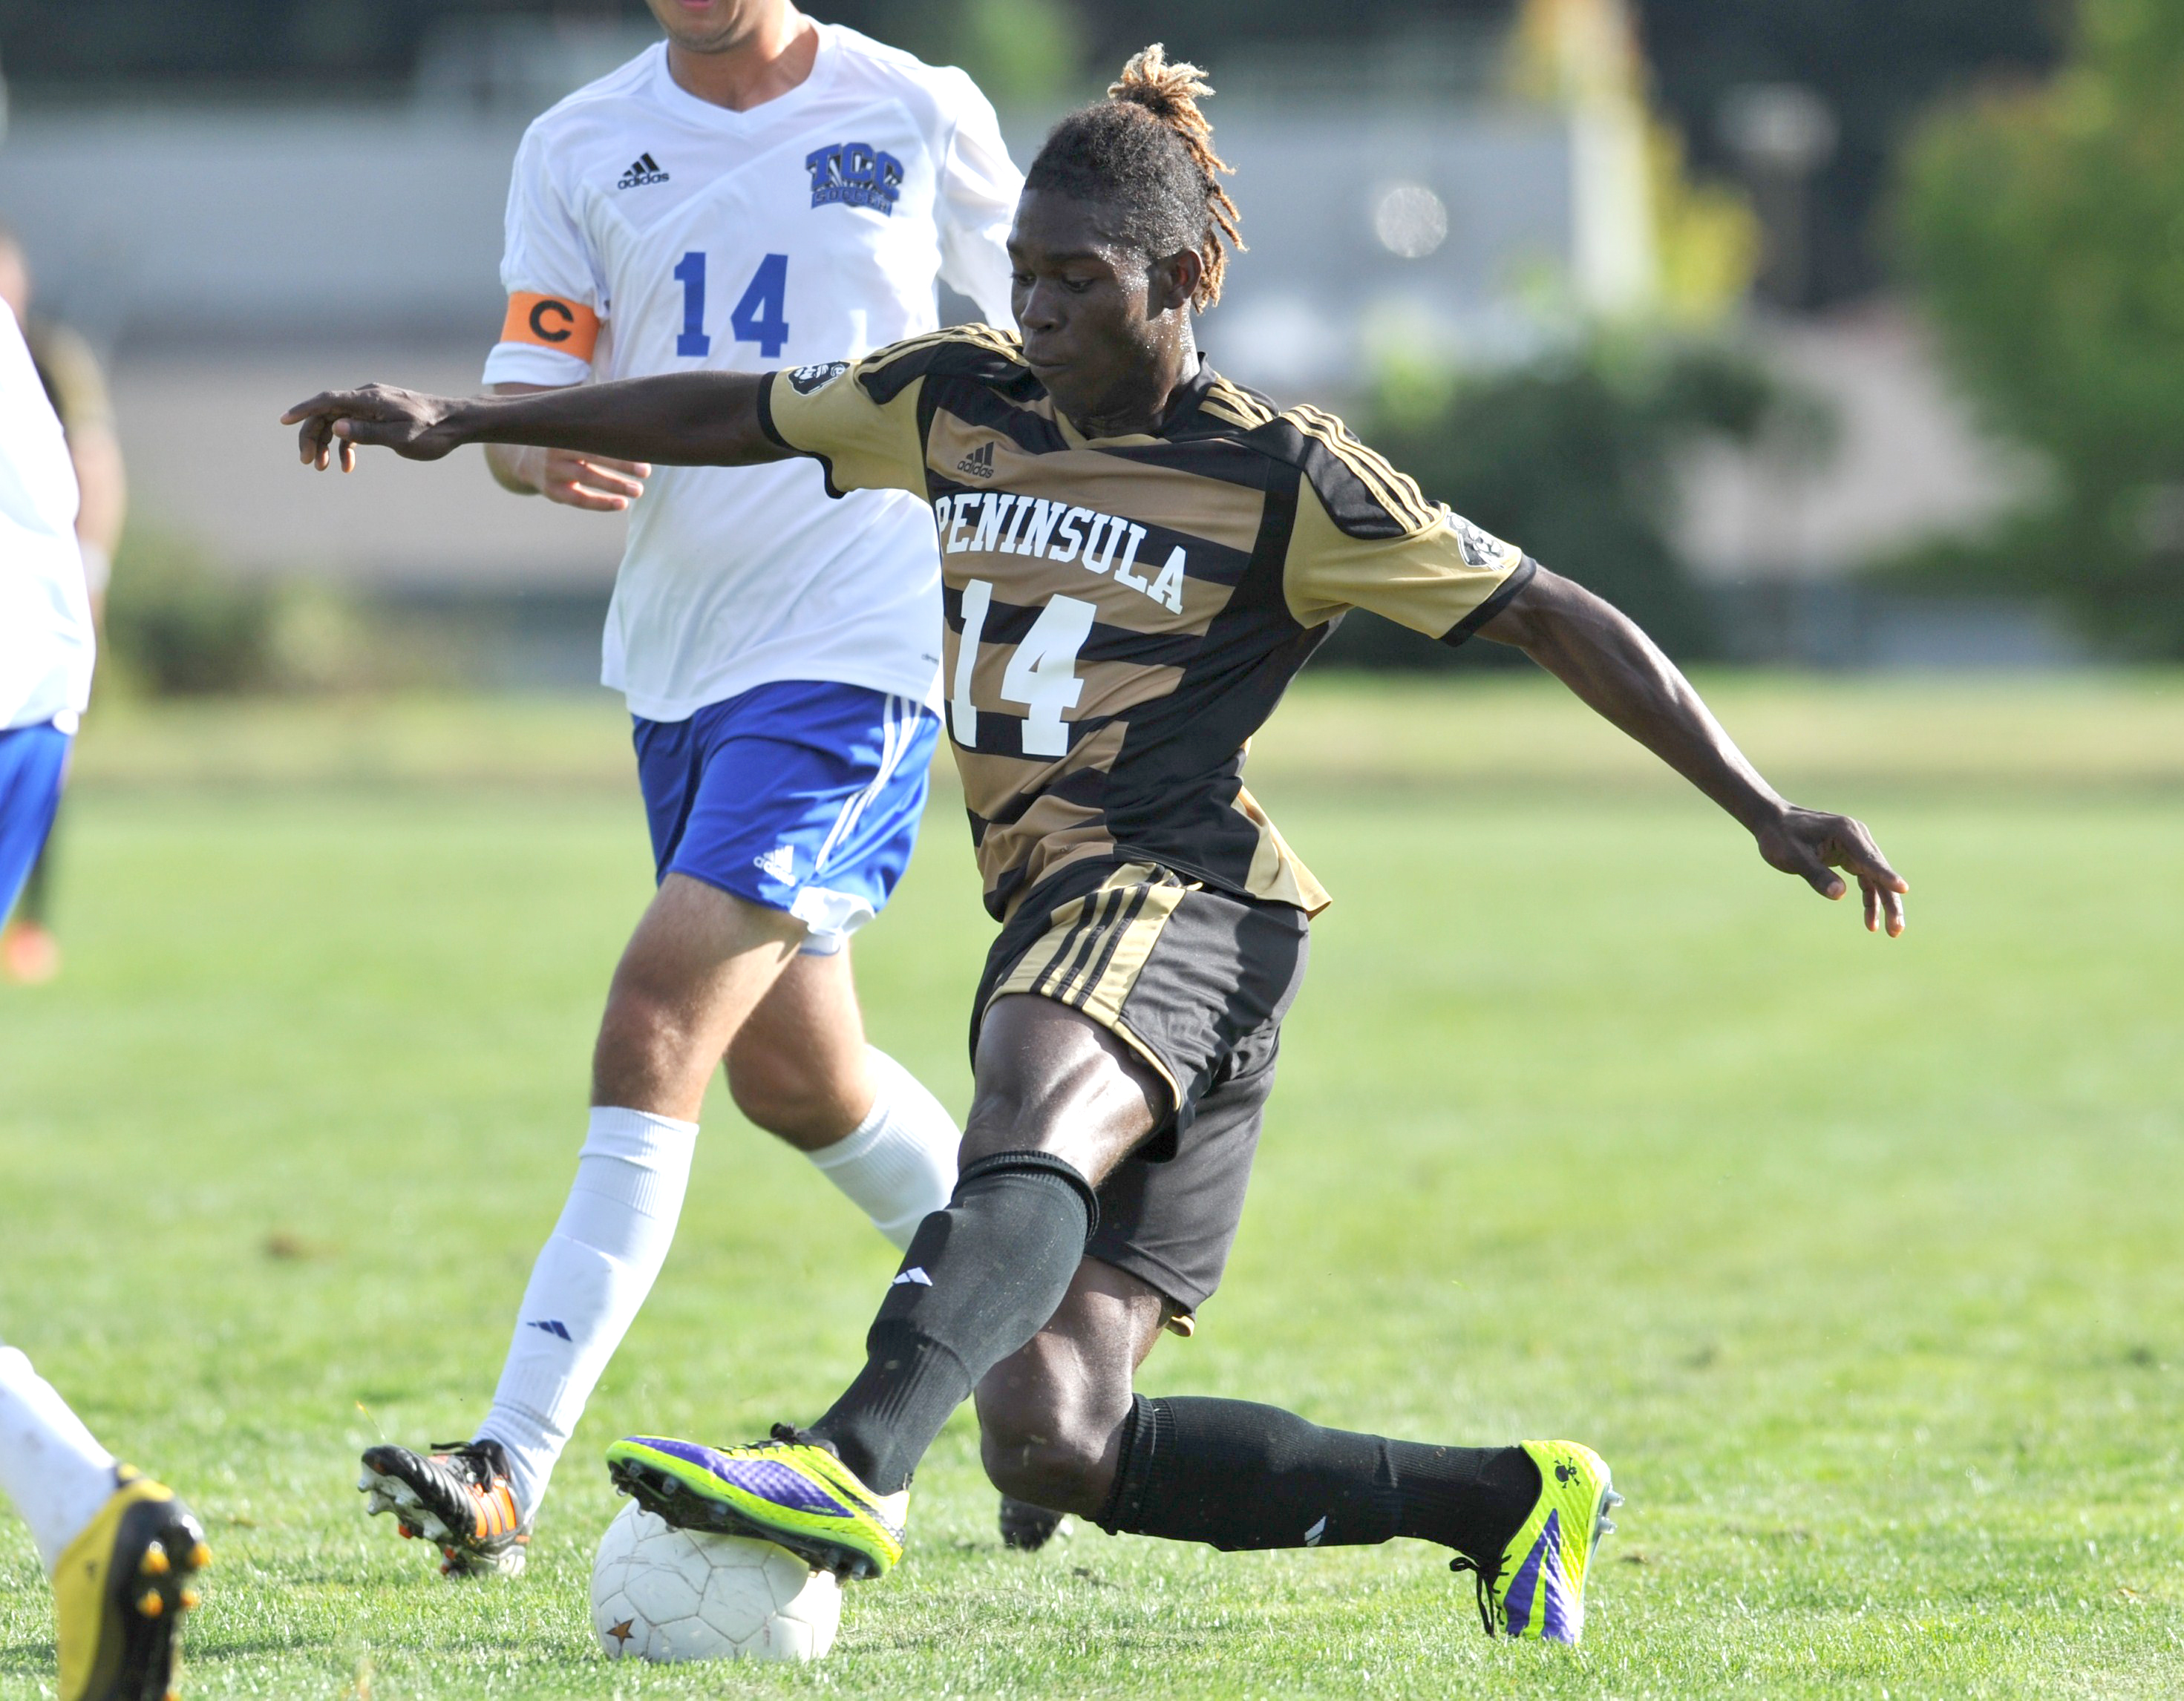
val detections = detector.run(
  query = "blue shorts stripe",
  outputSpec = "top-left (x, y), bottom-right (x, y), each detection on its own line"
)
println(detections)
top-left (632, 681), bottom-right (938, 954)
top-left (817, 693), bottom-right (915, 875)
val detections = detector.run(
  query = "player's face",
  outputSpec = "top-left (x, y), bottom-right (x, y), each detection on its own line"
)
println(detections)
top-left (644, 0), bottom-right (781, 53)
top-left (1008, 190), bottom-right (1200, 426)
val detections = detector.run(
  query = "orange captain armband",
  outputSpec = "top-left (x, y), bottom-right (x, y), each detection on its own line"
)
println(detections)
top-left (500, 292), bottom-right (601, 361)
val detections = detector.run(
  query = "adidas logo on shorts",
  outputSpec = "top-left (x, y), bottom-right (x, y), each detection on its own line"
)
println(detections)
top-left (753, 844), bottom-right (797, 883)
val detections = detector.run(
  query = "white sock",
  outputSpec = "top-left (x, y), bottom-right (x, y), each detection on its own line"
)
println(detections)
top-left (805, 1046), bottom-right (961, 1250)
top-left (477, 1107), bottom-right (697, 1518)
top-left (0, 1343), bottom-right (120, 1574)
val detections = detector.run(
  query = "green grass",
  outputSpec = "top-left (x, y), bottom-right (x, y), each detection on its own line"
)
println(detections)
top-left (4, 673), bottom-right (2183, 1698)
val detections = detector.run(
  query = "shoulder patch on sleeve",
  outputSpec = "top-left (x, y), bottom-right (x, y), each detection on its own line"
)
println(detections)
top-left (1255, 404), bottom-right (1438, 540)
top-left (1444, 510), bottom-right (1520, 571)
top-left (856, 323), bottom-right (1031, 405)
top-left (788, 360), bottom-right (851, 395)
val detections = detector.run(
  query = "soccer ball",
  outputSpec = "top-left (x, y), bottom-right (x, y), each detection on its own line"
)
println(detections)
top-left (590, 1501), bottom-right (841, 1664)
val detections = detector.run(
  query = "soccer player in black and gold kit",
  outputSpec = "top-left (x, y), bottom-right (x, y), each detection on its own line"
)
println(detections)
top-left (285, 45), bottom-right (1906, 1645)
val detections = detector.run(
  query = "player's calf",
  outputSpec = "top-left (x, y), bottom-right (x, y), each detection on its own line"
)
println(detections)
top-left (1095, 1397), bottom-right (1620, 1645)
top-left (975, 1239), bottom-right (1180, 1551)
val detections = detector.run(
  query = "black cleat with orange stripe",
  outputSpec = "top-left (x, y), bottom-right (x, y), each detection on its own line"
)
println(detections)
top-left (998, 1495), bottom-right (1069, 1552)
top-left (358, 1440), bottom-right (531, 1577)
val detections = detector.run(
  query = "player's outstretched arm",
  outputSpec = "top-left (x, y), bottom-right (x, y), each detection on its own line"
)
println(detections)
top-left (1474, 566), bottom-right (1908, 936)
top-left (483, 382), bottom-right (653, 512)
top-left (281, 373), bottom-right (786, 475)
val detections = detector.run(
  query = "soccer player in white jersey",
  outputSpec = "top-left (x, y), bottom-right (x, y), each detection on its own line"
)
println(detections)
top-left (1, 301), bottom-right (209, 1701)
top-left (352, 0), bottom-right (1030, 1575)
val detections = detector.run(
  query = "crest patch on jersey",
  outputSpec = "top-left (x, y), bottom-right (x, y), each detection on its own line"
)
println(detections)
top-left (804, 142), bottom-right (905, 215)
top-left (1445, 511), bottom-right (1514, 570)
top-left (788, 361), bottom-right (851, 396)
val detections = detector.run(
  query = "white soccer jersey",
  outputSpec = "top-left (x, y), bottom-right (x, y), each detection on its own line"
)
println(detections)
top-left (0, 303), bottom-right (91, 734)
top-left (482, 25), bottom-right (1021, 721)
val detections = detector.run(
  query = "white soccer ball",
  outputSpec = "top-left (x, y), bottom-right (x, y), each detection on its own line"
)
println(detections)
top-left (590, 1501), bottom-right (841, 1664)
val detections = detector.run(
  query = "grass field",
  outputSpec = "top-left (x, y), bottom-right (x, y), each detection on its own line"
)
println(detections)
top-left (4, 672), bottom-right (2182, 1699)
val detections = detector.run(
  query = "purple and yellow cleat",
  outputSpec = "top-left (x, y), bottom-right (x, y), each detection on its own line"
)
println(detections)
top-left (1456, 1440), bottom-right (1619, 1645)
top-left (605, 1428), bottom-right (907, 1580)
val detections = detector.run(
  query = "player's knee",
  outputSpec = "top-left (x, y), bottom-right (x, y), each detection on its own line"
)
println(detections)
top-left (975, 1355), bottom-right (1128, 1516)
top-left (978, 1402), bottom-right (1111, 1513)
top-left (596, 980), bottom-right (671, 1052)
top-left (725, 1046), bottom-right (857, 1146)
top-left (591, 983), bottom-right (701, 1106)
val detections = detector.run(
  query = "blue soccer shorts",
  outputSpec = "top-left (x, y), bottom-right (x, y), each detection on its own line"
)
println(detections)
top-left (0, 719), bottom-right (71, 922)
top-left (632, 681), bottom-right (940, 956)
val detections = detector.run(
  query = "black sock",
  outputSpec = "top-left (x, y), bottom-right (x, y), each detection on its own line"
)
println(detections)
top-left (1098, 1396), bottom-right (1539, 1562)
top-left (807, 1150), bottom-right (1097, 1495)
top-left (1384, 1437), bottom-right (1541, 1561)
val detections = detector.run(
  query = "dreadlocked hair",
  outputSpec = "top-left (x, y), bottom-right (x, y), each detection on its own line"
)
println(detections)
top-left (1024, 43), bottom-right (1243, 310)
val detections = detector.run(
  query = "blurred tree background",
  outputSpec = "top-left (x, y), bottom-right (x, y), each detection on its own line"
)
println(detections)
top-left (0, 0), bottom-right (2060, 308)
top-left (17, 1), bottom-right (2174, 675)
top-left (1347, 341), bottom-right (1825, 668)
top-left (1636, 0), bottom-right (2060, 307)
top-left (1892, 0), bottom-right (2184, 656)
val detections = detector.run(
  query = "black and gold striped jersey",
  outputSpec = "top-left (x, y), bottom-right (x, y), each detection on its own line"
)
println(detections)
top-left (759, 324), bottom-right (1534, 921)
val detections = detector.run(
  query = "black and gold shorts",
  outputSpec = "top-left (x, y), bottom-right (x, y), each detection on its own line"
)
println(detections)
top-left (970, 859), bottom-right (1311, 1313)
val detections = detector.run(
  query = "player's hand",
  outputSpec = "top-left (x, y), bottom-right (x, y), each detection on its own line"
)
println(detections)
top-left (1754, 806), bottom-right (1908, 937)
top-left (534, 448), bottom-right (651, 511)
top-left (281, 384), bottom-right (466, 471)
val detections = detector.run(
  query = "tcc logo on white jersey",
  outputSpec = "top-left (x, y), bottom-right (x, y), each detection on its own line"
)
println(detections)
top-left (804, 142), bottom-right (904, 214)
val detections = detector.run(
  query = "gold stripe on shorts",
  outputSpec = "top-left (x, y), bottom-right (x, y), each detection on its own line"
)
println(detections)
top-left (992, 862), bottom-right (1193, 1032)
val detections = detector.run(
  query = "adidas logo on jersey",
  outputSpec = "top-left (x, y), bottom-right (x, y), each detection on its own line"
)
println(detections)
top-left (955, 441), bottom-right (995, 478)
top-left (616, 151), bottom-right (670, 190)
top-left (932, 490), bottom-right (1191, 613)
top-left (804, 141), bottom-right (904, 214)
top-left (753, 844), bottom-right (797, 883)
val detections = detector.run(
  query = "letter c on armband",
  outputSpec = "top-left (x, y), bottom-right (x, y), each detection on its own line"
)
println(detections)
top-left (529, 300), bottom-right (574, 341)
top-left (500, 292), bottom-right (601, 362)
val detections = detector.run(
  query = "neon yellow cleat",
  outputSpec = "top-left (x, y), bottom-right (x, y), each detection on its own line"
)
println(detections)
top-left (1454, 1440), bottom-right (1618, 1645)
top-left (605, 1427), bottom-right (906, 1579)
top-left (53, 1467), bottom-right (209, 1701)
